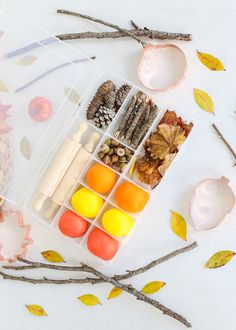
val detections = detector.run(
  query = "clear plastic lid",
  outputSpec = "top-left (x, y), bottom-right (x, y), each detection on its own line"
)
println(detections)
top-left (0, 9), bottom-right (99, 204)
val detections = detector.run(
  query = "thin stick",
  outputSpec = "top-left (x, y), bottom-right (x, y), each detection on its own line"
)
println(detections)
top-left (56, 29), bottom-right (192, 42)
top-left (81, 263), bottom-right (192, 327)
top-left (3, 242), bottom-right (197, 283)
top-left (57, 9), bottom-right (147, 48)
top-left (212, 124), bottom-right (236, 164)
top-left (130, 20), bottom-right (141, 30)
top-left (15, 57), bottom-right (95, 93)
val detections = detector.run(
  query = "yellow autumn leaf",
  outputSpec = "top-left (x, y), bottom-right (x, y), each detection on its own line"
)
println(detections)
top-left (171, 210), bottom-right (187, 241)
top-left (41, 250), bottom-right (65, 263)
top-left (128, 159), bottom-right (136, 178)
top-left (141, 281), bottom-right (166, 294)
top-left (25, 304), bottom-right (47, 316)
top-left (205, 250), bottom-right (235, 269)
top-left (78, 294), bottom-right (101, 306)
top-left (16, 55), bottom-right (37, 65)
top-left (0, 80), bottom-right (8, 92)
top-left (197, 50), bottom-right (225, 71)
top-left (107, 287), bottom-right (123, 300)
top-left (194, 88), bottom-right (215, 114)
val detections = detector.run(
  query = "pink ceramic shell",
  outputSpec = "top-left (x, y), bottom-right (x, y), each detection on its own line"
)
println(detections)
top-left (137, 43), bottom-right (187, 92)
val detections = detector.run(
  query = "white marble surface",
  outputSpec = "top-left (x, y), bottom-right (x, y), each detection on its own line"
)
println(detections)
top-left (1, 0), bottom-right (236, 329)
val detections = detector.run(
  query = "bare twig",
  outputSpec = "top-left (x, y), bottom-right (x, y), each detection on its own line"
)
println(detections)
top-left (81, 263), bottom-right (192, 327)
top-left (57, 9), bottom-right (147, 47)
top-left (130, 20), bottom-right (141, 30)
top-left (3, 242), bottom-right (197, 283)
top-left (56, 29), bottom-right (192, 42)
top-left (212, 124), bottom-right (236, 165)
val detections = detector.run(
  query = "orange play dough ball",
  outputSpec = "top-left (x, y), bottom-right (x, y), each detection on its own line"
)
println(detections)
top-left (87, 228), bottom-right (119, 260)
top-left (115, 181), bottom-right (150, 213)
top-left (86, 163), bottom-right (117, 194)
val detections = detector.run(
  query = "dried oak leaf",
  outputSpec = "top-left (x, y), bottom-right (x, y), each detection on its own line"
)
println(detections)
top-left (146, 124), bottom-right (186, 160)
top-left (158, 153), bottom-right (177, 177)
top-left (136, 156), bottom-right (162, 186)
top-left (159, 110), bottom-right (193, 136)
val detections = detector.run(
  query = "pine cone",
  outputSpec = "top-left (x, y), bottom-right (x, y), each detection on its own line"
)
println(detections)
top-left (86, 80), bottom-right (116, 120)
top-left (115, 84), bottom-right (132, 110)
top-left (92, 106), bottom-right (116, 129)
top-left (104, 90), bottom-right (116, 109)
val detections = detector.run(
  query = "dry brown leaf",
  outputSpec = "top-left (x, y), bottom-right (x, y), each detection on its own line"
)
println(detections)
top-left (20, 136), bottom-right (31, 160)
top-left (158, 153), bottom-right (177, 177)
top-left (41, 250), bottom-right (65, 263)
top-left (146, 124), bottom-right (186, 160)
top-left (25, 304), bottom-right (47, 316)
top-left (205, 250), bottom-right (235, 268)
top-left (136, 156), bottom-right (162, 186)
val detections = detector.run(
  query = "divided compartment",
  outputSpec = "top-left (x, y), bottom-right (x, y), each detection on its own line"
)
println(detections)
top-left (94, 134), bottom-right (135, 174)
top-left (51, 206), bottom-right (91, 245)
top-left (78, 69), bottom-right (133, 133)
top-left (107, 87), bottom-right (161, 150)
top-left (24, 118), bottom-right (103, 224)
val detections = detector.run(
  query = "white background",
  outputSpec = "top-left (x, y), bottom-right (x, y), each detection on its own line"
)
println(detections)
top-left (1, 1), bottom-right (236, 329)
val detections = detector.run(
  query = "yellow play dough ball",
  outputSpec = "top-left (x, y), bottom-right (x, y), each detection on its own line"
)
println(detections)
top-left (71, 187), bottom-right (103, 218)
top-left (102, 208), bottom-right (134, 237)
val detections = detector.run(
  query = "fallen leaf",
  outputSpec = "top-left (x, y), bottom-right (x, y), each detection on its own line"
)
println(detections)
top-left (141, 281), bottom-right (166, 294)
top-left (64, 87), bottom-right (80, 104)
top-left (158, 153), bottom-right (177, 177)
top-left (171, 210), bottom-right (187, 241)
top-left (136, 156), bottom-right (162, 186)
top-left (205, 250), bottom-right (235, 269)
top-left (20, 136), bottom-right (31, 160)
top-left (107, 287), bottom-right (123, 300)
top-left (25, 304), bottom-right (47, 316)
top-left (16, 55), bottom-right (37, 66)
top-left (194, 88), bottom-right (215, 114)
top-left (197, 50), bottom-right (225, 71)
top-left (128, 159), bottom-right (136, 178)
top-left (0, 80), bottom-right (8, 92)
top-left (78, 294), bottom-right (101, 306)
top-left (146, 124), bottom-right (186, 160)
top-left (41, 250), bottom-right (65, 263)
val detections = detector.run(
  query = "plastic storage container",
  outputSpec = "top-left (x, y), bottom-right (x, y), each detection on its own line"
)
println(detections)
top-left (0, 9), bottom-right (193, 264)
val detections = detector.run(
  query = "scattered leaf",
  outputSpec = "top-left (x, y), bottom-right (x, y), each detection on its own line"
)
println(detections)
top-left (0, 80), bottom-right (8, 92)
top-left (107, 287), bottom-right (123, 300)
top-left (197, 50), bottom-right (225, 71)
top-left (41, 250), bottom-right (65, 263)
top-left (25, 304), bottom-right (47, 316)
top-left (16, 55), bottom-right (37, 66)
top-left (194, 88), bottom-right (215, 114)
top-left (158, 153), bottom-right (177, 177)
top-left (205, 250), bottom-right (235, 269)
top-left (20, 136), bottom-right (31, 160)
top-left (64, 87), bottom-right (80, 104)
top-left (171, 210), bottom-right (187, 241)
top-left (128, 159), bottom-right (136, 178)
top-left (78, 294), bottom-right (101, 306)
top-left (141, 281), bottom-right (166, 294)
